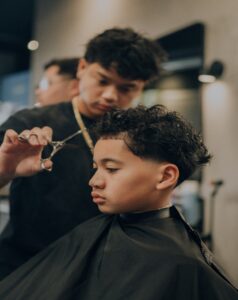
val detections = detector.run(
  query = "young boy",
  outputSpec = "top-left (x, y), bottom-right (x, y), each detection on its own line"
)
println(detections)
top-left (0, 105), bottom-right (237, 299)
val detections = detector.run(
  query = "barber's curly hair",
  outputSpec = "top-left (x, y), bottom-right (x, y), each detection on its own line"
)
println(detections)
top-left (85, 28), bottom-right (166, 81)
top-left (93, 105), bottom-right (212, 185)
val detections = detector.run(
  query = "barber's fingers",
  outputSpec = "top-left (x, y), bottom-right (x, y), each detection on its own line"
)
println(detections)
top-left (28, 126), bottom-right (53, 145)
top-left (18, 127), bottom-right (53, 146)
top-left (18, 129), bottom-right (31, 143)
top-left (41, 126), bottom-right (53, 143)
top-left (28, 127), bottom-right (45, 145)
top-left (3, 129), bottom-right (20, 144)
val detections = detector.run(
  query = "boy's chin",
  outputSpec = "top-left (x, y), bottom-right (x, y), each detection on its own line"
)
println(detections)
top-left (98, 206), bottom-right (139, 215)
top-left (98, 207), bottom-right (115, 214)
top-left (97, 206), bottom-right (122, 215)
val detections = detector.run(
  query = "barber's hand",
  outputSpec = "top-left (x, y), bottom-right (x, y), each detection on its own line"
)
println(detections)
top-left (0, 126), bottom-right (53, 180)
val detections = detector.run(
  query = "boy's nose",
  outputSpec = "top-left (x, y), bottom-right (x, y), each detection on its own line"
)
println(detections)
top-left (89, 173), bottom-right (105, 189)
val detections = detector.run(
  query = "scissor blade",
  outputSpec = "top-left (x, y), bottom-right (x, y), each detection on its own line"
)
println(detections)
top-left (60, 129), bottom-right (83, 143)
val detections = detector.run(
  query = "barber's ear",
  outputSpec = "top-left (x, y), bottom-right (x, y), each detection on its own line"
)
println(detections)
top-left (76, 58), bottom-right (88, 79)
top-left (156, 163), bottom-right (179, 190)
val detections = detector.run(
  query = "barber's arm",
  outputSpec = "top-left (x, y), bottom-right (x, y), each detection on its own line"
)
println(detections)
top-left (0, 127), bottom-right (53, 188)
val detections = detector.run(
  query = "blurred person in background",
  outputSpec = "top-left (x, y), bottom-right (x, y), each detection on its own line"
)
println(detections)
top-left (0, 27), bottom-right (165, 280)
top-left (35, 57), bottom-right (79, 107)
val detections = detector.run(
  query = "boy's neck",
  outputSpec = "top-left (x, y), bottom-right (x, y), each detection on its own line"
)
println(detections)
top-left (133, 203), bottom-right (172, 214)
top-left (119, 206), bottom-right (172, 222)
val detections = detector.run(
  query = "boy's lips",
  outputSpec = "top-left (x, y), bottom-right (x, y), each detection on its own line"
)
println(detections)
top-left (91, 191), bottom-right (106, 204)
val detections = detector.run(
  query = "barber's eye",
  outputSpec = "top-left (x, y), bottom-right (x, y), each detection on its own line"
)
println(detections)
top-left (99, 79), bottom-right (108, 85)
top-left (119, 86), bottom-right (132, 93)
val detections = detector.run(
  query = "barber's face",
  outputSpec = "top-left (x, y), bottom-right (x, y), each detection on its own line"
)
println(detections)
top-left (76, 59), bottom-right (146, 118)
top-left (35, 65), bottom-right (78, 106)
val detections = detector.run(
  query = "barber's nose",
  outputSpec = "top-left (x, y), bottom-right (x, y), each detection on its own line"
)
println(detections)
top-left (102, 86), bottom-right (119, 103)
top-left (89, 172), bottom-right (105, 189)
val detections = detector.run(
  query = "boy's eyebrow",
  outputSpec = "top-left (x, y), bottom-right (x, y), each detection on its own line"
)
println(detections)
top-left (97, 71), bottom-right (110, 80)
top-left (93, 158), bottom-right (123, 164)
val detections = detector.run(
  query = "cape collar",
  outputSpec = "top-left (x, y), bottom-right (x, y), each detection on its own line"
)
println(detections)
top-left (119, 206), bottom-right (172, 222)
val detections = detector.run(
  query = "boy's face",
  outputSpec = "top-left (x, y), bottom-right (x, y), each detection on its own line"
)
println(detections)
top-left (77, 59), bottom-right (146, 118)
top-left (89, 138), bottom-right (163, 214)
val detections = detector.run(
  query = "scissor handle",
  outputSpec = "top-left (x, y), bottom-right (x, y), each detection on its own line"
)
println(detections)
top-left (18, 129), bottom-right (85, 164)
top-left (46, 141), bottom-right (65, 159)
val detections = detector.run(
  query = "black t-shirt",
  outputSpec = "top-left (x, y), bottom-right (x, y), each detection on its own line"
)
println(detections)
top-left (0, 102), bottom-right (100, 277)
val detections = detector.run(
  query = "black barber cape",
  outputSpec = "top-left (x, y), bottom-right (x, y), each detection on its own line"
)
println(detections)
top-left (0, 206), bottom-right (237, 300)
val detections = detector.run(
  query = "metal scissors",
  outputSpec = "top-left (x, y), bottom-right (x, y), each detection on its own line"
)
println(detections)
top-left (42, 129), bottom-right (84, 161)
top-left (18, 128), bottom-right (85, 166)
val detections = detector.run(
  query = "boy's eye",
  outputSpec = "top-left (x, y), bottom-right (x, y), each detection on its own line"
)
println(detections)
top-left (106, 168), bottom-right (118, 173)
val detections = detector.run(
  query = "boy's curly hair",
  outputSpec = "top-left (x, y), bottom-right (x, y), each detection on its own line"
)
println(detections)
top-left (93, 105), bottom-right (211, 185)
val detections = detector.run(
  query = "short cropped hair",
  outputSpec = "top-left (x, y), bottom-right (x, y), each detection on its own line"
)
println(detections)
top-left (85, 28), bottom-right (166, 81)
top-left (93, 105), bottom-right (211, 185)
top-left (44, 58), bottom-right (80, 79)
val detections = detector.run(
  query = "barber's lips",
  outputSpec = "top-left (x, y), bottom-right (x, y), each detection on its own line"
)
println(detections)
top-left (97, 104), bottom-right (113, 112)
top-left (91, 192), bottom-right (106, 204)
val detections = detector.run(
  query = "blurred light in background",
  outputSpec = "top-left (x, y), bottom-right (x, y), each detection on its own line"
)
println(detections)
top-left (27, 40), bottom-right (39, 51)
top-left (198, 60), bottom-right (224, 83)
top-left (198, 74), bottom-right (216, 83)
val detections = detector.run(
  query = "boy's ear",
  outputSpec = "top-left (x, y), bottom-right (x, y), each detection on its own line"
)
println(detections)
top-left (156, 163), bottom-right (179, 190)
top-left (76, 58), bottom-right (88, 79)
